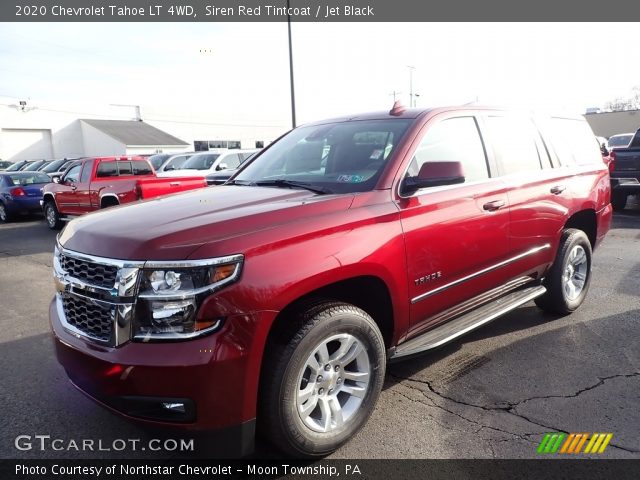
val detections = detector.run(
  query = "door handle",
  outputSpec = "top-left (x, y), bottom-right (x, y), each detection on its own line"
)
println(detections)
top-left (483, 200), bottom-right (506, 211)
top-left (550, 185), bottom-right (566, 195)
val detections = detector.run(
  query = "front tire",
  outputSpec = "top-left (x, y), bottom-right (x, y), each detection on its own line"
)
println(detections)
top-left (44, 200), bottom-right (63, 230)
top-left (260, 301), bottom-right (386, 457)
top-left (535, 229), bottom-right (592, 315)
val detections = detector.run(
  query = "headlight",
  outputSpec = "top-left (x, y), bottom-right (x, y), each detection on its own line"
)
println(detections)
top-left (133, 255), bottom-right (243, 341)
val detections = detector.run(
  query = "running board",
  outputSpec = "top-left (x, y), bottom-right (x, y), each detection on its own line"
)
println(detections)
top-left (391, 285), bottom-right (547, 360)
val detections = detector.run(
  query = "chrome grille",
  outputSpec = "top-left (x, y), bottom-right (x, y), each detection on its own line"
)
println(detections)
top-left (61, 293), bottom-right (114, 342)
top-left (60, 254), bottom-right (118, 289)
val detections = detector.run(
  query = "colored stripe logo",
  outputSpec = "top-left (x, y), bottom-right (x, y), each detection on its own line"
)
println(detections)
top-left (537, 433), bottom-right (613, 454)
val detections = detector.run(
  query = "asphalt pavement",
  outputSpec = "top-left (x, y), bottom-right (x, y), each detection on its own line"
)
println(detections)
top-left (0, 202), bottom-right (638, 459)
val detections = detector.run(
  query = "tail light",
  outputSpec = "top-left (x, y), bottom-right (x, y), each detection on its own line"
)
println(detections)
top-left (608, 151), bottom-right (616, 173)
top-left (10, 187), bottom-right (26, 197)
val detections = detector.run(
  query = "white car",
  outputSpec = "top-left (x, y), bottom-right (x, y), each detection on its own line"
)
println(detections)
top-left (157, 150), bottom-right (258, 178)
top-left (607, 133), bottom-right (634, 152)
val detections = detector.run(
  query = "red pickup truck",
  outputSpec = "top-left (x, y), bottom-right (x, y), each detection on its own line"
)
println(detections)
top-left (49, 106), bottom-right (611, 457)
top-left (42, 156), bottom-right (206, 229)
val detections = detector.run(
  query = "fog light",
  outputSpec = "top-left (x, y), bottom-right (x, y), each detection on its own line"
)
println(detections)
top-left (161, 402), bottom-right (186, 413)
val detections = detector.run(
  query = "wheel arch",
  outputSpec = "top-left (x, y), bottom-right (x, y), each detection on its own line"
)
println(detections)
top-left (99, 194), bottom-right (120, 208)
top-left (564, 209), bottom-right (597, 249)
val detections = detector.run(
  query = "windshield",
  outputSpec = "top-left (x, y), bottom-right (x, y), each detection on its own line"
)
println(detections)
top-left (234, 119), bottom-right (411, 194)
top-left (5, 162), bottom-right (25, 171)
top-left (9, 173), bottom-right (51, 185)
top-left (163, 155), bottom-right (190, 170)
top-left (40, 159), bottom-right (68, 173)
top-left (148, 154), bottom-right (171, 169)
top-left (608, 134), bottom-right (633, 148)
top-left (182, 153), bottom-right (220, 170)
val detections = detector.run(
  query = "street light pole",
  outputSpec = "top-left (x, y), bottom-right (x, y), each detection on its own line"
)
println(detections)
top-left (287, 0), bottom-right (297, 128)
top-left (407, 66), bottom-right (415, 107)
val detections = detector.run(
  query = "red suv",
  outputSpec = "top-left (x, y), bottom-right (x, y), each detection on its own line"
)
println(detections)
top-left (50, 106), bottom-right (611, 457)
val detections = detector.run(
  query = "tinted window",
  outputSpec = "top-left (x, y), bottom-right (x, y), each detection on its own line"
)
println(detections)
top-left (80, 160), bottom-right (93, 182)
top-left (64, 165), bottom-right (82, 183)
top-left (546, 118), bottom-right (603, 166)
top-left (608, 134), bottom-right (633, 149)
top-left (132, 160), bottom-right (153, 175)
top-left (117, 162), bottom-right (132, 175)
top-left (96, 162), bottom-right (118, 178)
top-left (408, 117), bottom-right (489, 183)
top-left (22, 160), bottom-right (46, 171)
top-left (485, 116), bottom-right (542, 175)
top-left (41, 159), bottom-right (67, 173)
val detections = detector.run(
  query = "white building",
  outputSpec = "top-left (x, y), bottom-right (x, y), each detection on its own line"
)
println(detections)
top-left (0, 97), bottom-right (286, 162)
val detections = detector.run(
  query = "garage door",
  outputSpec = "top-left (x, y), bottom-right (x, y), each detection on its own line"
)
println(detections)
top-left (1, 128), bottom-right (53, 161)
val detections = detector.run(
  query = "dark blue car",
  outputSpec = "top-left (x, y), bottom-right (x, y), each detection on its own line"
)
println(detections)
top-left (0, 171), bottom-right (51, 223)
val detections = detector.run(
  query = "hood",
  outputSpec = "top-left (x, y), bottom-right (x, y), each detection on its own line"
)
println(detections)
top-left (58, 186), bottom-right (354, 260)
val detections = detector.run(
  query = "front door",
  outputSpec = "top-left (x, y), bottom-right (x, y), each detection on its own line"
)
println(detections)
top-left (396, 115), bottom-right (511, 338)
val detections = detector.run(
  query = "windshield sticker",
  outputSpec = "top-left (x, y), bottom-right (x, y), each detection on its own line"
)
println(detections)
top-left (337, 175), bottom-right (364, 183)
top-left (370, 149), bottom-right (383, 160)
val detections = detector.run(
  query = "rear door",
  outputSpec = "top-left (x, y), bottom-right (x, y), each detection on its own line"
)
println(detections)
top-left (478, 114), bottom-right (573, 278)
top-left (396, 114), bottom-right (512, 337)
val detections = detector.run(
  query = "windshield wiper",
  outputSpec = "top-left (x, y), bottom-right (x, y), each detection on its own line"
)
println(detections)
top-left (253, 179), bottom-right (333, 194)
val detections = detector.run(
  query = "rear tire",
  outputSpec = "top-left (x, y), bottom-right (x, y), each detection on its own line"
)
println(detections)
top-left (44, 200), bottom-right (63, 230)
top-left (0, 202), bottom-right (11, 223)
top-left (535, 229), bottom-right (592, 315)
top-left (260, 301), bottom-right (386, 457)
top-left (611, 192), bottom-right (628, 211)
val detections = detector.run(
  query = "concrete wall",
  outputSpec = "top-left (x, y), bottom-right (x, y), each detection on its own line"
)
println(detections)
top-left (585, 110), bottom-right (640, 137)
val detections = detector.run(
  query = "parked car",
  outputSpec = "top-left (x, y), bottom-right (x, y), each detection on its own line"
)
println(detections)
top-left (4, 160), bottom-right (35, 172)
top-left (155, 152), bottom-right (195, 173)
top-left (147, 153), bottom-right (173, 171)
top-left (40, 158), bottom-right (81, 178)
top-left (50, 106), bottom-right (610, 457)
top-left (158, 150), bottom-right (258, 178)
top-left (42, 156), bottom-right (207, 229)
top-left (607, 133), bottom-right (633, 152)
top-left (0, 171), bottom-right (51, 222)
top-left (21, 159), bottom-right (50, 171)
top-left (0, 161), bottom-right (13, 171)
top-left (605, 127), bottom-right (640, 210)
top-left (205, 151), bottom-right (259, 186)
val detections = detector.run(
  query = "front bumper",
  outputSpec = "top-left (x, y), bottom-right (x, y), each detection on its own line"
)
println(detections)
top-left (50, 296), bottom-right (274, 451)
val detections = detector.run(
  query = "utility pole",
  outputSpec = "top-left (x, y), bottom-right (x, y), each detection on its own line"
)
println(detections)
top-left (287, 0), bottom-right (296, 128)
top-left (389, 90), bottom-right (402, 102)
top-left (407, 66), bottom-right (415, 107)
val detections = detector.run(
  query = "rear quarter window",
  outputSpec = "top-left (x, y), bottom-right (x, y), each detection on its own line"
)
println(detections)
top-left (545, 118), bottom-right (603, 166)
top-left (131, 161), bottom-right (153, 175)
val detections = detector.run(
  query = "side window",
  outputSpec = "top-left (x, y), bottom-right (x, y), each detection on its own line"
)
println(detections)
top-left (64, 165), bottom-right (82, 184)
top-left (117, 162), bottom-right (132, 175)
top-left (408, 116), bottom-right (489, 183)
top-left (485, 116), bottom-right (543, 175)
top-left (131, 161), bottom-right (153, 175)
top-left (96, 162), bottom-right (118, 178)
top-left (80, 160), bottom-right (93, 183)
top-left (545, 118), bottom-right (603, 167)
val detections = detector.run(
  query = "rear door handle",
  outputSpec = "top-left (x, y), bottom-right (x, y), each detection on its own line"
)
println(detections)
top-left (550, 185), bottom-right (566, 195)
top-left (482, 200), bottom-right (506, 211)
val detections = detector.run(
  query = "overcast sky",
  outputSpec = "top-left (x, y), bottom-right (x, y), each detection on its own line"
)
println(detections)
top-left (0, 22), bottom-right (638, 127)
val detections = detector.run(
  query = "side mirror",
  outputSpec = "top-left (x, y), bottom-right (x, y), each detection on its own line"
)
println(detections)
top-left (401, 161), bottom-right (465, 195)
top-left (52, 176), bottom-right (60, 184)
top-left (216, 163), bottom-right (228, 171)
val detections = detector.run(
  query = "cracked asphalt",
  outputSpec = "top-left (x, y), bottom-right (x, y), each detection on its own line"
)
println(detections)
top-left (0, 201), bottom-right (638, 459)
